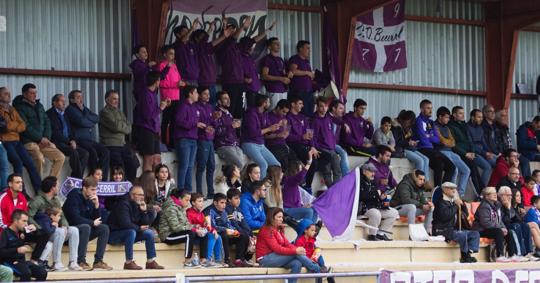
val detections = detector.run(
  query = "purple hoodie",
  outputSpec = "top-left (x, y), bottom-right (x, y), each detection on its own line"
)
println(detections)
top-left (241, 107), bottom-right (268, 144)
top-left (216, 37), bottom-right (244, 84)
top-left (286, 112), bottom-right (312, 146)
top-left (312, 112), bottom-right (336, 151)
top-left (214, 107), bottom-right (239, 148)
top-left (342, 112), bottom-right (374, 147)
top-left (265, 111), bottom-right (287, 147)
top-left (174, 100), bottom-right (199, 140)
top-left (366, 157), bottom-right (397, 192)
top-left (173, 41), bottom-right (199, 82)
top-left (133, 88), bottom-right (161, 134)
top-left (129, 59), bottom-right (153, 103)
top-left (282, 169), bottom-right (307, 208)
top-left (195, 102), bottom-right (216, 141)
top-left (197, 40), bottom-right (217, 86)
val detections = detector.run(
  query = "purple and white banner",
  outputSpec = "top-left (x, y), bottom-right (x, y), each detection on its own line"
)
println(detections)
top-left (352, 0), bottom-right (407, 73)
top-left (380, 269), bottom-right (540, 283)
top-left (164, 0), bottom-right (267, 45)
top-left (60, 177), bottom-right (132, 197)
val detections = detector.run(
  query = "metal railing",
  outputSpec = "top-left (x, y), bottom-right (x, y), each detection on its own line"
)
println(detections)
top-left (177, 271), bottom-right (381, 283)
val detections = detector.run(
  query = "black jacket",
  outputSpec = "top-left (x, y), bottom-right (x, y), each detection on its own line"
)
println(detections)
top-left (107, 194), bottom-right (152, 232)
top-left (358, 173), bottom-right (386, 215)
top-left (494, 122), bottom-right (512, 154)
top-left (482, 120), bottom-right (499, 155)
top-left (46, 108), bottom-right (74, 146)
top-left (0, 228), bottom-right (25, 263)
top-left (432, 196), bottom-right (470, 240)
top-left (496, 177), bottom-right (522, 198)
top-left (391, 121), bottom-right (413, 157)
top-left (225, 204), bottom-right (252, 236)
top-left (62, 188), bottom-right (101, 226)
top-left (501, 205), bottom-right (523, 227)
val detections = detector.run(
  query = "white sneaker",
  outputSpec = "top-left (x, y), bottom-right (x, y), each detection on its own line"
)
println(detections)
top-left (53, 263), bottom-right (68, 272)
top-left (495, 256), bottom-right (511, 263)
top-left (68, 262), bottom-right (83, 271)
top-left (508, 256), bottom-right (524, 262)
top-left (527, 253), bottom-right (540, 261)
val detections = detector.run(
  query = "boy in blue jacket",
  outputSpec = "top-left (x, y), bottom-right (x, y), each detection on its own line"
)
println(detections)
top-left (525, 195), bottom-right (540, 257)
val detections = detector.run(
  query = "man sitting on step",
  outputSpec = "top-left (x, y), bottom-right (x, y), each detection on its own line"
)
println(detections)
top-left (107, 185), bottom-right (164, 270)
top-left (392, 170), bottom-right (433, 234)
top-left (432, 182), bottom-right (480, 263)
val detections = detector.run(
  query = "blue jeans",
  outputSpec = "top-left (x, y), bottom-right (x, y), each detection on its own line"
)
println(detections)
top-left (452, 230), bottom-right (480, 253)
top-left (108, 229), bottom-right (156, 261)
top-left (335, 145), bottom-right (349, 175)
top-left (0, 144), bottom-right (8, 190)
top-left (284, 207), bottom-right (318, 223)
top-left (206, 233), bottom-right (223, 261)
top-left (509, 223), bottom-right (532, 255)
top-left (404, 150), bottom-right (430, 181)
top-left (259, 253), bottom-right (320, 283)
top-left (196, 141), bottom-right (215, 197)
top-left (440, 150), bottom-right (470, 196)
top-left (176, 138), bottom-right (197, 191)
top-left (241, 143), bottom-right (281, 179)
top-left (3, 141), bottom-right (41, 192)
top-left (473, 155), bottom-right (493, 187)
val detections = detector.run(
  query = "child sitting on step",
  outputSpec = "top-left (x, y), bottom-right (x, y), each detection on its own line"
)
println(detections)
top-left (294, 219), bottom-right (335, 283)
top-left (187, 193), bottom-right (224, 267)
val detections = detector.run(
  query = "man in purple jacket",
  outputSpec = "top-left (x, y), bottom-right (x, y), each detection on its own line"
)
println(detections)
top-left (342, 98), bottom-right (376, 157)
top-left (261, 37), bottom-right (292, 109)
top-left (195, 86), bottom-right (218, 198)
top-left (172, 19), bottom-right (201, 86)
top-left (312, 97), bottom-right (342, 187)
top-left (240, 94), bottom-right (281, 179)
top-left (366, 145), bottom-right (397, 192)
top-left (175, 86), bottom-right (207, 191)
top-left (133, 71), bottom-right (170, 172)
top-left (288, 40), bottom-right (316, 117)
top-left (265, 99), bottom-right (294, 171)
top-left (214, 91), bottom-right (244, 169)
top-left (414, 99), bottom-right (455, 188)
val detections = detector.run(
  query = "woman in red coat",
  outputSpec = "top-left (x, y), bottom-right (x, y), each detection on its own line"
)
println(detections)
top-left (255, 208), bottom-right (320, 283)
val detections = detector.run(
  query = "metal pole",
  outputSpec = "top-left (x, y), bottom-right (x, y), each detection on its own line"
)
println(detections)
top-left (182, 271), bottom-right (381, 282)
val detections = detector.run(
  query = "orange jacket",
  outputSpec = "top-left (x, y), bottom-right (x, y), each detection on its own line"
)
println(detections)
top-left (0, 106), bottom-right (26, 142)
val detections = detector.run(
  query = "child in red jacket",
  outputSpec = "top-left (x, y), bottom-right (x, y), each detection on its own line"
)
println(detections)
top-left (186, 193), bottom-right (224, 267)
top-left (294, 219), bottom-right (335, 283)
top-left (522, 176), bottom-right (537, 207)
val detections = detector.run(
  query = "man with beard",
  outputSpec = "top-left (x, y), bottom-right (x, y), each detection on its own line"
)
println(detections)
top-left (214, 91), bottom-right (244, 169)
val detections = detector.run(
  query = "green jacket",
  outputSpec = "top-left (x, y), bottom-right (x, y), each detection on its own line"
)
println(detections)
top-left (158, 198), bottom-right (194, 241)
top-left (99, 105), bottom-right (131, 146)
top-left (12, 95), bottom-right (52, 144)
top-left (391, 173), bottom-right (427, 208)
top-left (28, 193), bottom-right (69, 228)
top-left (447, 119), bottom-right (474, 157)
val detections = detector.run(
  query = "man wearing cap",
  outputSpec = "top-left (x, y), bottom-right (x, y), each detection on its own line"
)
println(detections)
top-left (432, 182), bottom-right (480, 263)
top-left (358, 163), bottom-right (398, 241)
top-left (391, 170), bottom-right (433, 234)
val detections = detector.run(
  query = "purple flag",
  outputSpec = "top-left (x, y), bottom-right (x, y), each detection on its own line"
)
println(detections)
top-left (380, 268), bottom-right (540, 283)
top-left (351, 0), bottom-right (407, 73)
top-left (312, 167), bottom-right (360, 240)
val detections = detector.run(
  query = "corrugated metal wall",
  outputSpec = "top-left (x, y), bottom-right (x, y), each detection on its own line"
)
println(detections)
top-left (267, 0), bottom-right (322, 69)
top-left (0, 0), bottom-right (131, 113)
top-left (513, 30), bottom-right (540, 94)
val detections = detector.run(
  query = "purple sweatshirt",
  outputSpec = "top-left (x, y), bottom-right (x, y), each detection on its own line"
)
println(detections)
top-left (129, 59), bottom-right (152, 103)
top-left (217, 37), bottom-right (244, 84)
top-left (366, 157), bottom-right (397, 192)
top-left (312, 113), bottom-right (336, 151)
top-left (288, 54), bottom-right (313, 92)
top-left (197, 39), bottom-right (217, 86)
top-left (195, 102), bottom-right (216, 141)
top-left (261, 54), bottom-right (287, 93)
top-left (265, 111), bottom-right (287, 147)
top-left (214, 107), bottom-right (239, 148)
top-left (342, 112), bottom-right (374, 147)
top-left (174, 100), bottom-right (199, 140)
top-left (173, 41), bottom-right (199, 82)
top-left (414, 114), bottom-right (439, 149)
top-left (283, 169), bottom-right (307, 208)
top-left (133, 88), bottom-right (161, 134)
top-left (241, 53), bottom-right (263, 92)
top-left (241, 107), bottom-right (267, 145)
top-left (286, 112), bottom-right (313, 146)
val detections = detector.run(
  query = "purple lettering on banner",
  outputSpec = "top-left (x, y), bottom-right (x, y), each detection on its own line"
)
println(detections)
top-left (380, 268), bottom-right (540, 283)
top-left (352, 0), bottom-right (407, 73)
top-left (60, 177), bottom-right (133, 197)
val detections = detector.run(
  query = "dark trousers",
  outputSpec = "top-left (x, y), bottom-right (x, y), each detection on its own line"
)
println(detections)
top-left (196, 140), bottom-right (215, 197)
top-left (268, 144), bottom-right (296, 172)
top-left (3, 141), bottom-right (41, 192)
top-left (56, 142), bottom-right (89, 178)
top-left (108, 145), bottom-right (140, 182)
top-left (222, 83), bottom-right (245, 119)
top-left (163, 231), bottom-right (196, 259)
top-left (461, 156), bottom-right (484, 195)
top-left (418, 148), bottom-right (455, 187)
top-left (219, 231), bottom-right (249, 262)
top-left (25, 230), bottom-right (50, 262)
top-left (161, 100), bottom-right (179, 148)
top-left (6, 261), bottom-right (47, 281)
top-left (289, 143), bottom-right (319, 189)
top-left (480, 228), bottom-right (515, 257)
top-left (78, 140), bottom-right (110, 180)
top-left (77, 223), bottom-right (110, 264)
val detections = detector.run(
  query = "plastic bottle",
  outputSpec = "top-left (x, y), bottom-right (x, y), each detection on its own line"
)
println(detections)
top-left (192, 252), bottom-right (200, 266)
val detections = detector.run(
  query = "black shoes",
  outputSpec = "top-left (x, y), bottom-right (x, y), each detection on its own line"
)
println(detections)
top-left (376, 234), bottom-right (392, 241)
top-left (460, 252), bottom-right (478, 263)
top-left (367, 235), bottom-right (381, 241)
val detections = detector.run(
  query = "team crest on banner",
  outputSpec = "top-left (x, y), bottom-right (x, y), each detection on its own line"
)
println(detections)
top-left (352, 0), bottom-right (407, 73)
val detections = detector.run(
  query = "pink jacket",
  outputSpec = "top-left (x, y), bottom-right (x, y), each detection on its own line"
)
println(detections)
top-left (159, 60), bottom-right (182, 101)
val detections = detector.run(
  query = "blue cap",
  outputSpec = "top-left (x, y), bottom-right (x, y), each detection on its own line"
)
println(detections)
top-left (295, 219), bottom-right (315, 238)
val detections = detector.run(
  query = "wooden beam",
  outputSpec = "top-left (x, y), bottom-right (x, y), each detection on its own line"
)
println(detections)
top-left (0, 68), bottom-right (131, 81)
top-left (348, 82), bottom-right (486, 97)
top-left (268, 3), bottom-right (322, 13)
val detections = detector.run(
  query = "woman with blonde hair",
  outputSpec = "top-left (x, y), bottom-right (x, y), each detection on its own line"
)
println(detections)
top-left (264, 166), bottom-right (283, 208)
